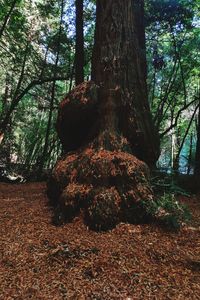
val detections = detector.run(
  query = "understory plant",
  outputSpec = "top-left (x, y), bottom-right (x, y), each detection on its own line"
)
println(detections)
top-left (142, 192), bottom-right (191, 230)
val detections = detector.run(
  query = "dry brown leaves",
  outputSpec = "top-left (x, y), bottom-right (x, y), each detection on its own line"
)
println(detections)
top-left (0, 183), bottom-right (199, 300)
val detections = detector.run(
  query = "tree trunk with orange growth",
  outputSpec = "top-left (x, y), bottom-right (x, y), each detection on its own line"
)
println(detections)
top-left (48, 0), bottom-right (160, 230)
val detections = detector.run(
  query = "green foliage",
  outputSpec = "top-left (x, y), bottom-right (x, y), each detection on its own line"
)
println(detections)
top-left (0, 0), bottom-right (199, 178)
top-left (143, 193), bottom-right (191, 230)
top-left (145, 0), bottom-right (196, 28)
top-left (145, 0), bottom-right (200, 173)
top-left (0, 0), bottom-right (69, 171)
top-left (143, 171), bottom-right (192, 229)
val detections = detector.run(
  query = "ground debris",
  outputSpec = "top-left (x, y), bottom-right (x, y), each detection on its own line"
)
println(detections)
top-left (0, 182), bottom-right (199, 299)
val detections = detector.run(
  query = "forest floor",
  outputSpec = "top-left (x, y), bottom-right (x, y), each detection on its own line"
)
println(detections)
top-left (0, 182), bottom-right (199, 300)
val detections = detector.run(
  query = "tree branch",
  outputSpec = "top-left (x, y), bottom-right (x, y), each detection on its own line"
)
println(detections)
top-left (0, 74), bottom-right (71, 134)
top-left (160, 98), bottom-right (197, 138)
top-left (0, 0), bottom-right (18, 39)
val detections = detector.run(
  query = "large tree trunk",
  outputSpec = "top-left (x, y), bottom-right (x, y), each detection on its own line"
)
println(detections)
top-left (47, 0), bottom-right (160, 230)
top-left (91, 0), bottom-right (159, 165)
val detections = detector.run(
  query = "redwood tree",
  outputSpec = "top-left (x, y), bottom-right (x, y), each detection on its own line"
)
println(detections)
top-left (48, 0), bottom-right (160, 230)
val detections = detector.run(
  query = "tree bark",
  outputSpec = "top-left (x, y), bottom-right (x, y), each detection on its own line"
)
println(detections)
top-left (91, 0), bottom-right (159, 165)
top-left (75, 0), bottom-right (84, 85)
top-left (194, 95), bottom-right (200, 177)
top-left (48, 0), bottom-right (160, 230)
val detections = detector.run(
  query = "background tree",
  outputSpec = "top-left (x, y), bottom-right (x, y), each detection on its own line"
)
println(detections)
top-left (0, 0), bottom-right (19, 39)
top-left (0, 0), bottom-right (74, 172)
top-left (37, 0), bottom-right (65, 175)
top-left (75, 0), bottom-right (84, 85)
top-left (144, 0), bottom-right (199, 174)
top-left (194, 87), bottom-right (200, 176)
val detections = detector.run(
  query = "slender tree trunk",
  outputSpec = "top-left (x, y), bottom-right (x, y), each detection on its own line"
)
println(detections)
top-left (0, 76), bottom-right (9, 143)
top-left (174, 105), bottom-right (198, 174)
top-left (69, 64), bottom-right (74, 92)
top-left (25, 137), bottom-right (40, 168)
top-left (2, 76), bottom-right (10, 114)
top-left (29, 137), bottom-right (43, 167)
top-left (75, 0), bottom-right (84, 85)
top-left (171, 130), bottom-right (175, 171)
top-left (154, 60), bottom-right (179, 128)
top-left (187, 133), bottom-right (193, 175)
top-left (173, 128), bottom-right (180, 173)
top-left (194, 94), bottom-right (200, 177)
top-left (0, 0), bottom-right (18, 39)
top-left (37, 0), bottom-right (64, 174)
top-left (0, 41), bottom-right (29, 139)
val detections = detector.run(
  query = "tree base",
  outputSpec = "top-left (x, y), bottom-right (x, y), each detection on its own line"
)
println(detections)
top-left (47, 148), bottom-right (154, 230)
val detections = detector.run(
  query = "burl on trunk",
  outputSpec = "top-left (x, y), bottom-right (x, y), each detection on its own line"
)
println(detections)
top-left (47, 0), bottom-right (160, 230)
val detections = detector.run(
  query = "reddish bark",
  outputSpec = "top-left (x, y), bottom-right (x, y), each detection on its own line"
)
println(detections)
top-left (48, 147), bottom-right (153, 230)
top-left (48, 1), bottom-right (159, 230)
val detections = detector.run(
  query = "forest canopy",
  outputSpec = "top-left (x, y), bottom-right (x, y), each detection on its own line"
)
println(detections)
top-left (0, 0), bottom-right (199, 178)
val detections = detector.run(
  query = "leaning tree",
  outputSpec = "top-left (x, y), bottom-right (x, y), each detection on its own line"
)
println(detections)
top-left (47, 0), bottom-right (160, 230)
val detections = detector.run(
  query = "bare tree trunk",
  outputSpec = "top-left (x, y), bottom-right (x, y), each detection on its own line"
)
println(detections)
top-left (68, 64), bottom-right (74, 92)
top-left (1, 75), bottom-right (10, 115)
top-left (187, 133), bottom-right (193, 175)
top-left (37, 0), bottom-right (64, 174)
top-left (75, 0), bottom-right (84, 85)
top-left (172, 128), bottom-right (181, 174)
top-left (0, 41), bottom-right (29, 138)
top-left (174, 105), bottom-right (198, 174)
top-left (194, 92), bottom-right (200, 177)
top-left (0, 0), bottom-right (18, 39)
